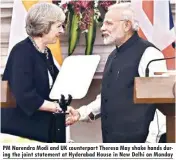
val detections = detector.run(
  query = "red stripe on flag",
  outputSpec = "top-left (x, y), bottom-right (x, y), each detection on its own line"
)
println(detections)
top-left (162, 45), bottom-right (175, 69)
top-left (142, 0), bottom-right (154, 25)
top-left (138, 28), bottom-right (147, 40)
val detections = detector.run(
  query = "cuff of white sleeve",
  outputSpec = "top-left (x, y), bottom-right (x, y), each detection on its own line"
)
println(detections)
top-left (77, 106), bottom-right (91, 122)
top-left (145, 133), bottom-right (158, 143)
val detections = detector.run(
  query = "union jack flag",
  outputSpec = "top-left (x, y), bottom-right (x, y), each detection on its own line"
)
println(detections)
top-left (131, 0), bottom-right (176, 69)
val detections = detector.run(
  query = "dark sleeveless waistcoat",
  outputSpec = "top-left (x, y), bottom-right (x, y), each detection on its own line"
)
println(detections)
top-left (101, 32), bottom-right (156, 143)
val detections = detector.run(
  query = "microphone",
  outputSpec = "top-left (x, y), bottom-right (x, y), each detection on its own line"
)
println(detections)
top-left (145, 56), bottom-right (175, 77)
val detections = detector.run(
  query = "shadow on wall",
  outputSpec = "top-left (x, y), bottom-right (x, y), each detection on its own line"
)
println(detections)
top-left (70, 79), bottom-right (102, 143)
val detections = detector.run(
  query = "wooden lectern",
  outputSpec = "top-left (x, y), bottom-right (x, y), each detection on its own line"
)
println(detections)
top-left (1, 81), bottom-right (16, 108)
top-left (134, 76), bottom-right (175, 143)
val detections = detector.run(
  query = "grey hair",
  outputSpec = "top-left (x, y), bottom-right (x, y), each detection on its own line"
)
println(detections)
top-left (26, 2), bottom-right (65, 37)
top-left (108, 3), bottom-right (139, 31)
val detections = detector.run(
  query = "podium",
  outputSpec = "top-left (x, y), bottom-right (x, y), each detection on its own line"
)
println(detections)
top-left (134, 76), bottom-right (175, 143)
top-left (1, 81), bottom-right (16, 108)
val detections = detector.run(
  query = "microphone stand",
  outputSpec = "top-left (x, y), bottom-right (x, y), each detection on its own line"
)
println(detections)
top-left (145, 57), bottom-right (175, 77)
top-left (53, 94), bottom-right (72, 143)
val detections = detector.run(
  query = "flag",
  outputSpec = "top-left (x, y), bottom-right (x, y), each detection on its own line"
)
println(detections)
top-left (8, 0), bottom-right (63, 67)
top-left (131, 0), bottom-right (176, 69)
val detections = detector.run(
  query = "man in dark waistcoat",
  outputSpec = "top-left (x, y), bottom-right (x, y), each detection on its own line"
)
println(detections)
top-left (66, 3), bottom-right (167, 143)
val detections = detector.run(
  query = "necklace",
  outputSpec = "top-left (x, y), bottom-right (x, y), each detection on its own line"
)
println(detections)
top-left (29, 36), bottom-right (49, 59)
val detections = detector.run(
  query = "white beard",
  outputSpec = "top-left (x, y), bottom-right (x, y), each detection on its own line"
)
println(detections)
top-left (103, 34), bottom-right (125, 46)
top-left (103, 36), bottom-right (116, 45)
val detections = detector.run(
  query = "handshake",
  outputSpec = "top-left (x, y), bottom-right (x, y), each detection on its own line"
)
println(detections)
top-left (66, 107), bottom-right (81, 126)
top-left (64, 94), bottom-right (101, 125)
top-left (57, 94), bottom-right (101, 125)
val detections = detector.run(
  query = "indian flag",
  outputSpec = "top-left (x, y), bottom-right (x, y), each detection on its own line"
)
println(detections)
top-left (7, 0), bottom-right (71, 143)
